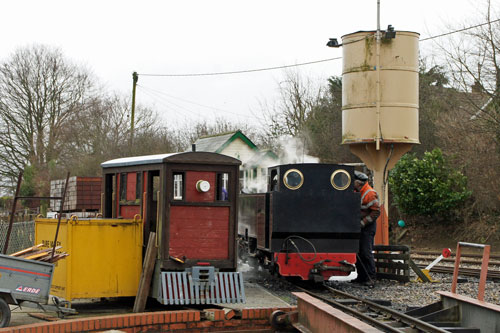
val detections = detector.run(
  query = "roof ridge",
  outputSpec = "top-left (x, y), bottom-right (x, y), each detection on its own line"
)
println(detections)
top-left (199, 130), bottom-right (240, 139)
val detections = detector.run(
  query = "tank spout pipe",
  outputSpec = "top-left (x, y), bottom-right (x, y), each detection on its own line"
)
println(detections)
top-left (375, 0), bottom-right (381, 150)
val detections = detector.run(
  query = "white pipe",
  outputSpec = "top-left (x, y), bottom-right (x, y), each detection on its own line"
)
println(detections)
top-left (328, 270), bottom-right (358, 282)
top-left (375, 0), bottom-right (381, 150)
top-left (425, 255), bottom-right (444, 271)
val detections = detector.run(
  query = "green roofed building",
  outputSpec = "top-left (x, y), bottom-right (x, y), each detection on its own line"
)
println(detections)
top-left (193, 130), bottom-right (278, 192)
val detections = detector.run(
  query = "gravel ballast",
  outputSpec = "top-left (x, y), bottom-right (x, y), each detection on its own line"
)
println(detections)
top-left (241, 260), bottom-right (500, 311)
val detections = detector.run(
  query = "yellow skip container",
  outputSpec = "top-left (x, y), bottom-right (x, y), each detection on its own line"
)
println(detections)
top-left (35, 216), bottom-right (143, 301)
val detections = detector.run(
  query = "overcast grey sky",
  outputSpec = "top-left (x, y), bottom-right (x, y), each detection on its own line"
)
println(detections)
top-left (2, 0), bottom-right (479, 128)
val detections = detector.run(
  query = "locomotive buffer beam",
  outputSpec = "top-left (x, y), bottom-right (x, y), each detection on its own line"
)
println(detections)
top-left (310, 260), bottom-right (356, 282)
top-left (313, 259), bottom-right (356, 272)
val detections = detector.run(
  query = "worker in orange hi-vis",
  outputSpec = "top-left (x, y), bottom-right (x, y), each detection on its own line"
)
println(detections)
top-left (352, 170), bottom-right (380, 288)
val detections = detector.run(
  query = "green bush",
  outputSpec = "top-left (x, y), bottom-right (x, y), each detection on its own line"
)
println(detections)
top-left (389, 148), bottom-right (471, 217)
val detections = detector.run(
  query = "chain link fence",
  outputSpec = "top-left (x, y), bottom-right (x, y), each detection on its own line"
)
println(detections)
top-left (0, 220), bottom-right (35, 254)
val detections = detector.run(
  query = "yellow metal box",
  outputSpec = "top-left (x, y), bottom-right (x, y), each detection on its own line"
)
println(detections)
top-left (35, 216), bottom-right (143, 301)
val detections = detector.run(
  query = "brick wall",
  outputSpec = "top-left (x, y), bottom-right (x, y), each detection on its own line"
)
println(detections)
top-left (50, 177), bottom-right (102, 212)
top-left (0, 307), bottom-right (296, 333)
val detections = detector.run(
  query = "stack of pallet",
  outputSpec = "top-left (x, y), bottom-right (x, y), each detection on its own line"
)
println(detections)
top-left (10, 244), bottom-right (69, 263)
top-left (50, 176), bottom-right (101, 212)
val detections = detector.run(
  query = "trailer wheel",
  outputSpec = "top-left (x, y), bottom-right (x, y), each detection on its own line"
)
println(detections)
top-left (0, 297), bottom-right (11, 328)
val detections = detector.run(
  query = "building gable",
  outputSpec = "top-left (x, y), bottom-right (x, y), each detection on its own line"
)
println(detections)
top-left (215, 131), bottom-right (258, 153)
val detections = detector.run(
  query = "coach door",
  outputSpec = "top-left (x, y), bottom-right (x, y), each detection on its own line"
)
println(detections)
top-left (166, 167), bottom-right (233, 268)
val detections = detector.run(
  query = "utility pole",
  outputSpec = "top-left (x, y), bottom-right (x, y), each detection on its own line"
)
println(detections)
top-left (131, 71), bottom-right (138, 145)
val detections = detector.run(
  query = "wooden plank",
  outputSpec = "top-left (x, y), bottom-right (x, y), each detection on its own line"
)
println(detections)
top-left (25, 252), bottom-right (52, 260)
top-left (374, 253), bottom-right (410, 260)
top-left (374, 245), bottom-right (410, 252)
top-left (133, 232), bottom-right (157, 313)
top-left (375, 261), bottom-right (409, 270)
top-left (23, 246), bottom-right (62, 260)
top-left (10, 244), bottom-right (43, 257)
top-left (28, 313), bottom-right (60, 322)
top-left (40, 253), bottom-right (69, 263)
top-left (408, 258), bottom-right (431, 282)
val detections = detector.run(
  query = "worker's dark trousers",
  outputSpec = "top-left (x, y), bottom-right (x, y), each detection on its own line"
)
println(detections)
top-left (356, 224), bottom-right (376, 281)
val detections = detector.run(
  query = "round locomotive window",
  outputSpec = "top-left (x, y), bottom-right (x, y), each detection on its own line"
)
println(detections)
top-left (283, 169), bottom-right (304, 190)
top-left (331, 169), bottom-right (351, 190)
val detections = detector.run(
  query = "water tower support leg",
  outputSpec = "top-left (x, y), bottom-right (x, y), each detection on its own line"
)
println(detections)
top-left (349, 142), bottom-right (413, 245)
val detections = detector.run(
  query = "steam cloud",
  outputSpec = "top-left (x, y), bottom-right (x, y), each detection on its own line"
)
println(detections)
top-left (242, 135), bottom-right (318, 193)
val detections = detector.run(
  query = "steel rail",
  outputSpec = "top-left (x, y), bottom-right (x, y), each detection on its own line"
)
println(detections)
top-left (293, 283), bottom-right (449, 333)
top-left (416, 264), bottom-right (500, 279)
top-left (413, 251), bottom-right (500, 260)
top-left (323, 285), bottom-right (450, 333)
top-left (293, 285), bottom-right (402, 333)
top-left (412, 255), bottom-right (500, 266)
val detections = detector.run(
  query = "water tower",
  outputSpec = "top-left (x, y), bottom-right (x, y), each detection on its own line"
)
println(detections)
top-left (338, 26), bottom-right (420, 245)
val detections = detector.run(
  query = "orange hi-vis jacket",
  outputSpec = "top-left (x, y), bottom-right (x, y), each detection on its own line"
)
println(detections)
top-left (360, 182), bottom-right (380, 227)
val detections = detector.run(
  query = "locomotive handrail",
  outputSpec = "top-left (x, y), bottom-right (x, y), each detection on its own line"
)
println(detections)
top-left (451, 242), bottom-right (490, 301)
top-left (458, 242), bottom-right (488, 249)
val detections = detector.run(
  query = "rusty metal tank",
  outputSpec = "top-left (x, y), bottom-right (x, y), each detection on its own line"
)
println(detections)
top-left (341, 30), bottom-right (420, 144)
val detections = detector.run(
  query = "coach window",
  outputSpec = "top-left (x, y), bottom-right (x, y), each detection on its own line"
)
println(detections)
top-left (331, 169), bottom-right (351, 190)
top-left (135, 172), bottom-right (142, 202)
top-left (120, 173), bottom-right (127, 201)
top-left (152, 175), bottom-right (160, 201)
top-left (283, 169), bottom-right (303, 190)
top-left (261, 168), bottom-right (267, 178)
top-left (270, 169), bottom-right (278, 191)
top-left (173, 173), bottom-right (184, 200)
top-left (239, 170), bottom-right (244, 189)
top-left (217, 173), bottom-right (229, 201)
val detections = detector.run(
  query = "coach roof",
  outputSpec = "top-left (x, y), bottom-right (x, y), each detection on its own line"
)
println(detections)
top-left (101, 151), bottom-right (241, 168)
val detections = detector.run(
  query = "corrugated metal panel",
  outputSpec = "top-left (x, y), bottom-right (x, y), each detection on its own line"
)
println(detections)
top-left (159, 269), bottom-right (245, 305)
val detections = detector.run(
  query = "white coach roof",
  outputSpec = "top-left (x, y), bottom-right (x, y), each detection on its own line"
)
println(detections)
top-left (101, 153), bottom-right (177, 168)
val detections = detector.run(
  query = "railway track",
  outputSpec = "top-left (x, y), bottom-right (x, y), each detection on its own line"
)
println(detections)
top-left (410, 250), bottom-right (500, 280)
top-left (412, 250), bottom-right (500, 260)
top-left (411, 255), bottom-right (500, 266)
top-left (416, 263), bottom-right (500, 280)
top-left (293, 283), bottom-right (452, 332)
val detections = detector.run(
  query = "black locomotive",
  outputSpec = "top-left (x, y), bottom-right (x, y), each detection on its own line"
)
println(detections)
top-left (238, 163), bottom-right (361, 281)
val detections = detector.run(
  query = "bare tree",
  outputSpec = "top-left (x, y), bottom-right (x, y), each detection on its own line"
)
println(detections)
top-left (438, 0), bottom-right (500, 144)
top-left (59, 93), bottom-right (175, 177)
top-left (303, 76), bottom-right (359, 163)
top-left (174, 117), bottom-right (259, 151)
top-left (0, 45), bottom-right (94, 192)
top-left (261, 70), bottom-right (322, 138)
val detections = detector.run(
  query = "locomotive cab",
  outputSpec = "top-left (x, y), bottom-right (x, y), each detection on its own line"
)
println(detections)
top-left (102, 152), bottom-right (245, 304)
top-left (239, 163), bottom-right (361, 281)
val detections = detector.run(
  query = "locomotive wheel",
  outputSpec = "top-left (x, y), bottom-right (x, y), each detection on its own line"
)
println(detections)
top-left (0, 297), bottom-right (11, 328)
top-left (269, 310), bottom-right (286, 329)
top-left (257, 252), bottom-right (265, 265)
top-left (270, 262), bottom-right (280, 277)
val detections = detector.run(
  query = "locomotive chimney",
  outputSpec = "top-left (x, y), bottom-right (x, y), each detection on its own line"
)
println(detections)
top-left (192, 144), bottom-right (196, 152)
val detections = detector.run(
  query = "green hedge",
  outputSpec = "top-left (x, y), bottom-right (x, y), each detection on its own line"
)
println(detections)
top-left (389, 148), bottom-right (471, 217)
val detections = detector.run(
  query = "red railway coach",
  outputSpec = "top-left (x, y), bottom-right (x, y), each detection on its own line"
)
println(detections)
top-left (101, 151), bottom-right (245, 305)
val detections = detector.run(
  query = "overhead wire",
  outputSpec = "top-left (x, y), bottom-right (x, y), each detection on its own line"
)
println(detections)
top-left (137, 86), bottom-right (205, 121)
top-left (138, 84), bottom-right (267, 121)
top-left (138, 57), bottom-right (342, 77)
top-left (420, 18), bottom-right (500, 42)
top-left (133, 18), bottom-right (499, 122)
top-left (137, 18), bottom-right (499, 78)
